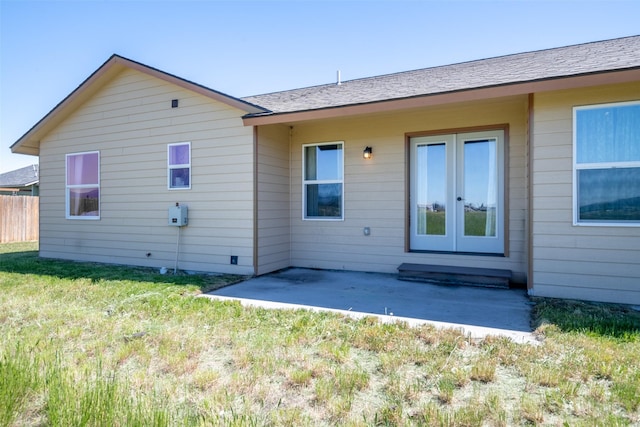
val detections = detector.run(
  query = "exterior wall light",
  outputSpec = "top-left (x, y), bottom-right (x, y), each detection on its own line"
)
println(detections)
top-left (363, 146), bottom-right (373, 159)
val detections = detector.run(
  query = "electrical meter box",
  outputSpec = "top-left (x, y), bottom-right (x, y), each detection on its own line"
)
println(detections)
top-left (168, 204), bottom-right (188, 226)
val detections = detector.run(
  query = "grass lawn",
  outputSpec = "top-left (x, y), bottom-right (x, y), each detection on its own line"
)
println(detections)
top-left (1, 242), bottom-right (639, 426)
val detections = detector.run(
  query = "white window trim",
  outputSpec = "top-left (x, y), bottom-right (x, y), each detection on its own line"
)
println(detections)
top-left (573, 100), bottom-right (640, 227)
top-left (302, 141), bottom-right (345, 221)
top-left (168, 142), bottom-right (191, 190)
top-left (65, 150), bottom-right (100, 220)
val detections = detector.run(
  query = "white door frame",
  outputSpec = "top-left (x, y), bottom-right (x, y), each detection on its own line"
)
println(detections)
top-left (410, 130), bottom-right (505, 254)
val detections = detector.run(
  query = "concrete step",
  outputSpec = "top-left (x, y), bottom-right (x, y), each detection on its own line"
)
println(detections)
top-left (397, 263), bottom-right (512, 289)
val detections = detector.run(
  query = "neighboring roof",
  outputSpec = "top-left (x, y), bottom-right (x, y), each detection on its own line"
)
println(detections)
top-left (242, 35), bottom-right (640, 123)
top-left (0, 164), bottom-right (39, 188)
top-left (11, 55), bottom-right (268, 156)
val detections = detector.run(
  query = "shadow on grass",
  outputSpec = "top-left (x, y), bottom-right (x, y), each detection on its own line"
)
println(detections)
top-left (0, 248), bottom-right (247, 293)
top-left (532, 297), bottom-right (640, 342)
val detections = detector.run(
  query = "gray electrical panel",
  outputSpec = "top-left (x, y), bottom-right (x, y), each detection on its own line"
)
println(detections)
top-left (168, 204), bottom-right (188, 226)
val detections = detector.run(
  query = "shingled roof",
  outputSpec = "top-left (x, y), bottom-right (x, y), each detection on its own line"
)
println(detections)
top-left (0, 164), bottom-right (39, 188)
top-left (242, 36), bottom-right (640, 116)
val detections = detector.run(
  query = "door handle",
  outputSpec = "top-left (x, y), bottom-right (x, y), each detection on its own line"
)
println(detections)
top-left (457, 197), bottom-right (464, 201)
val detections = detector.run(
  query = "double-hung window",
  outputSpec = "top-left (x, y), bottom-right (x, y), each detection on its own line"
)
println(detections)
top-left (303, 142), bottom-right (344, 220)
top-left (573, 101), bottom-right (640, 225)
top-left (168, 142), bottom-right (191, 189)
top-left (66, 151), bottom-right (100, 219)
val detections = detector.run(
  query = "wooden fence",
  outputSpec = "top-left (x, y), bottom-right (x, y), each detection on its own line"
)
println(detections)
top-left (0, 195), bottom-right (39, 243)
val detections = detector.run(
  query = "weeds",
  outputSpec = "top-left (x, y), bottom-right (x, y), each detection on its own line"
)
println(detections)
top-left (520, 395), bottom-right (545, 424)
top-left (0, 344), bottom-right (39, 426)
top-left (612, 379), bottom-right (640, 412)
top-left (470, 357), bottom-right (497, 383)
top-left (436, 376), bottom-right (456, 404)
top-left (1, 343), bottom-right (178, 427)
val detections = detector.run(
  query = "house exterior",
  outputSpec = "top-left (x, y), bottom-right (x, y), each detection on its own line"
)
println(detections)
top-left (11, 36), bottom-right (640, 305)
top-left (0, 164), bottom-right (39, 196)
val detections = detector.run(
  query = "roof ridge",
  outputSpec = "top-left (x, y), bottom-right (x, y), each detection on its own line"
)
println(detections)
top-left (243, 82), bottom-right (336, 99)
top-left (360, 34), bottom-right (640, 78)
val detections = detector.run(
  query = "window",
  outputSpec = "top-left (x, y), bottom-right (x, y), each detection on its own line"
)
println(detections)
top-left (168, 142), bottom-right (191, 189)
top-left (303, 142), bottom-right (344, 220)
top-left (574, 101), bottom-right (640, 225)
top-left (66, 151), bottom-right (100, 219)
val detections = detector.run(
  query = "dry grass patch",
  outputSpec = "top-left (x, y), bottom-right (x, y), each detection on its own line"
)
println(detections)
top-left (470, 356), bottom-right (497, 383)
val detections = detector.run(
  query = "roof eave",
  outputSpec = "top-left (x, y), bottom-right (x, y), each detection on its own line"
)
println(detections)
top-left (11, 55), bottom-right (269, 156)
top-left (0, 181), bottom-right (37, 189)
top-left (242, 68), bottom-right (640, 126)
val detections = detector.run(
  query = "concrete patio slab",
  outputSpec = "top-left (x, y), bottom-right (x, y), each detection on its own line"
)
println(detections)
top-left (202, 268), bottom-right (537, 344)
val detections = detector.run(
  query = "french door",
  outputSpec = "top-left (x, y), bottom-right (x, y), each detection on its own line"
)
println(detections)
top-left (410, 130), bottom-right (505, 254)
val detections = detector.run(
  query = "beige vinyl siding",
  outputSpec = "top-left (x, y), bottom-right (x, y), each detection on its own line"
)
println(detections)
top-left (256, 125), bottom-right (291, 274)
top-left (531, 82), bottom-right (640, 304)
top-left (38, 68), bottom-right (255, 274)
top-left (288, 96), bottom-right (529, 281)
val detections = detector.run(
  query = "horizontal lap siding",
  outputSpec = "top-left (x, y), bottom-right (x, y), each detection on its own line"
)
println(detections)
top-left (532, 82), bottom-right (640, 304)
top-left (39, 69), bottom-right (255, 274)
top-left (256, 125), bottom-right (291, 274)
top-left (289, 97), bottom-right (528, 280)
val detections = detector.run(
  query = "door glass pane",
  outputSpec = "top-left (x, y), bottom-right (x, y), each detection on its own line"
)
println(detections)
top-left (463, 139), bottom-right (497, 237)
top-left (416, 143), bottom-right (446, 235)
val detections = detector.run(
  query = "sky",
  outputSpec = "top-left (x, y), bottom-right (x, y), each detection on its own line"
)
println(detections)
top-left (1, 0), bottom-right (639, 174)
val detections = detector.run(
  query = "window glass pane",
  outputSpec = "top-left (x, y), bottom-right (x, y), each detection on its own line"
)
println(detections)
top-left (67, 152), bottom-right (99, 185)
top-left (576, 104), bottom-right (640, 164)
top-left (305, 144), bottom-right (342, 180)
top-left (305, 183), bottom-right (342, 218)
top-left (578, 167), bottom-right (640, 221)
top-left (416, 144), bottom-right (446, 236)
top-left (169, 144), bottom-right (190, 165)
top-left (170, 168), bottom-right (190, 188)
top-left (69, 187), bottom-right (100, 217)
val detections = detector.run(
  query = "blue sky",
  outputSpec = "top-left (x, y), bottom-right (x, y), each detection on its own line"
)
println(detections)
top-left (1, 0), bottom-right (639, 173)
